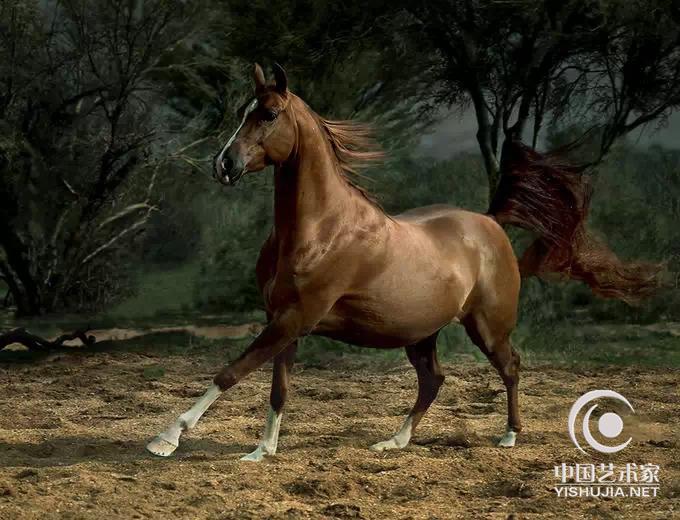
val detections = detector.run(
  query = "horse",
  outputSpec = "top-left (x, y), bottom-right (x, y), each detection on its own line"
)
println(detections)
top-left (147, 63), bottom-right (660, 461)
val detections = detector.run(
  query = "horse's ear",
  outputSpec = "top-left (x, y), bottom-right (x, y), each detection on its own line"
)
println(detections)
top-left (253, 63), bottom-right (266, 93)
top-left (272, 62), bottom-right (288, 94)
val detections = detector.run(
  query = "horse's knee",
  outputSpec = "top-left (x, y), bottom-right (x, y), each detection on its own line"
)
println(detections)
top-left (500, 363), bottom-right (519, 386)
top-left (213, 369), bottom-right (237, 390)
top-left (511, 349), bottom-right (521, 373)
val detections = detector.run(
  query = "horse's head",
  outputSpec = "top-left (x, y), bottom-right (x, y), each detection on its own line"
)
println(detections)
top-left (213, 63), bottom-right (296, 186)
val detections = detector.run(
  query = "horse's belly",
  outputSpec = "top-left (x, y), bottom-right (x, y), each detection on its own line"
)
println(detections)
top-left (314, 281), bottom-right (464, 348)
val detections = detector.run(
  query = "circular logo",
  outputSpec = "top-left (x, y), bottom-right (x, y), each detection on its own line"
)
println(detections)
top-left (567, 390), bottom-right (634, 454)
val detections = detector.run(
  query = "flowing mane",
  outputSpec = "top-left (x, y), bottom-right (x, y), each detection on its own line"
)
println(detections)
top-left (293, 94), bottom-right (384, 205)
top-left (317, 118), bottom-right (385, 175)
top-left (317, 117), bottom-right (385, 206)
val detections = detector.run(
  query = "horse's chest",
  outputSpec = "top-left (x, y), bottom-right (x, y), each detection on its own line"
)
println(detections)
top-left (261, 277), bottom-right (297, 313)
top-left (259, 264), bottom-right (320, 314)
top-left (259, 237), bottom-right (340, 313)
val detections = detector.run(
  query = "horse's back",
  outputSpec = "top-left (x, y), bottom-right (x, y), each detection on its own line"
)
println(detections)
top-left (394, 203), bottom-right (468, 222)
top-left (396, 203), bottom-right (492, 228)
top-left (394, 204), bottom-right (512, 259)
top-left (395, 204), bottom-right (520, 317)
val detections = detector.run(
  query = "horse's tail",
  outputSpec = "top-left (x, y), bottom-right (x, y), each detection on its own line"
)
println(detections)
top-left (488, 139), bottom-right (663, 305)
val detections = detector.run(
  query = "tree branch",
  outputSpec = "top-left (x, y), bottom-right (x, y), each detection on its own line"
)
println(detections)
top-left (0, 327), bottom-right (95, 351)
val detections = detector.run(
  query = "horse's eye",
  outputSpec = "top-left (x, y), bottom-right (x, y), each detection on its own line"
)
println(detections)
top-left (264, 109), bottom-right (278, 122)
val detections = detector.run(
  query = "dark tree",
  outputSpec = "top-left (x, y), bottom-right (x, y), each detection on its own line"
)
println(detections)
top-left (403, 0), bottom-right (680, 196)
top-left (0, 0), bottom-right (198, 315)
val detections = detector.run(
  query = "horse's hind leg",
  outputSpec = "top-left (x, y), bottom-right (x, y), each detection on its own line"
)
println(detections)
top-left (241, 341), bottom-right (297, 462)
top-left (462, 313), bottom-right (521, 447)
top-left (370, 332), bottom-right (444, 452)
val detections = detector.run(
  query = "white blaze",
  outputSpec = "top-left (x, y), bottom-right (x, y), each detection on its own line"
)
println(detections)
top-left (217, 98), bottom-right (258, 169)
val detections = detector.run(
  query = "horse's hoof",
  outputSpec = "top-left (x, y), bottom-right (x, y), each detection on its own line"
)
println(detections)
top-left (497, 430), bottom-right (517, 448)
top-left (240, 445), bottom-right (268, 462)
top-left (146, 436), bottom-right (178, 457)
top-left (369, 438), bottom-right (401, 452)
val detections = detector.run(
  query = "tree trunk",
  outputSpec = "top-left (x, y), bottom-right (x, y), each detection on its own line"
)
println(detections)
top-left (469, 90), bottom-right (501, 205)
top-left (3, 275), bottom-right (43, 317)
top-left (0, 233), bottom-right (46, 316)
top-left (484, 147), bottom-right (501, 205)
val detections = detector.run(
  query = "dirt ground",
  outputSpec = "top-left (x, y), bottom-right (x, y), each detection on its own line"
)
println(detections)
top-left (0, 342), bottom-right (678, 519)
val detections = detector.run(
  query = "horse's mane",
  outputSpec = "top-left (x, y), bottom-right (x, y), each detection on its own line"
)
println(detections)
top-left (292, 95), bottom-right (384, 206)
top-left (317, 117), bottom-right (385, 206)
top-left (317, 118), bottom-right (384, 174)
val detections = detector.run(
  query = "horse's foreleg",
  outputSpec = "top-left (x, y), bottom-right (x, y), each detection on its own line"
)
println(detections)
top-left (146, 308), bottom-right (307, 458)
top-left (146, 383), bottom-right (222, 457)
top-left (241, 341), bottom-right (297, 462)
top-left (370, 333), bottom-right (444, 452)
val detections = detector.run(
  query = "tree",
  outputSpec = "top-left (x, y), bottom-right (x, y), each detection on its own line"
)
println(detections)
top-left (403, 0), bottom-right (680, 198)
top-left (223, 0), bottom-right (435, 142)
top-left (0, 0), bottom-right (199, 315)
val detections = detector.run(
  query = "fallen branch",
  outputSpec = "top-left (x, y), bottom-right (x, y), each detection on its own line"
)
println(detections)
top-left (0, 328), bottom-right (96, 351)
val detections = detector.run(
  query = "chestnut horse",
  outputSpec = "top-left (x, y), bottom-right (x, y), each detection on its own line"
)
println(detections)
top-left (147, 63), bottom-right (659, 460)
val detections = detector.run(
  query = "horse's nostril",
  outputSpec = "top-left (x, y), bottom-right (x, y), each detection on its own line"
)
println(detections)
top-left (221, 156), bottom-right (234, 174)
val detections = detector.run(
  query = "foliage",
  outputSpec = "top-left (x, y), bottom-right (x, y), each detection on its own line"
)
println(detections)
top-left (192, 176), bottom-right (274, 312)
top-left (0, 0), bottom-right (201, 315)
top-left (396, 0), bottom-right (680, 194)
top-left (372, 152), bottom-right (488, 214)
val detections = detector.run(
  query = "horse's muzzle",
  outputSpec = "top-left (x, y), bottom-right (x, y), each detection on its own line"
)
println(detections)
top-left (213, 156), bottom-right (244, 186)
top-left (224, 169), bottom-right (246, 186)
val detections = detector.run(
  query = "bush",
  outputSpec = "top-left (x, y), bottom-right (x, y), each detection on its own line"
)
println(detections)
top-left (192, 175), bottom-right (274, 312)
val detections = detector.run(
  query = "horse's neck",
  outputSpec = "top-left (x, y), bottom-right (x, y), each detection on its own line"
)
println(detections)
top-left (273, 114), bottom-right (373, 244)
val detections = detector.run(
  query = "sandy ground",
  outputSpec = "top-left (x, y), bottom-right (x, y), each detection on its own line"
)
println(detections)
top-left (0, 344), bottom-right (678, 519)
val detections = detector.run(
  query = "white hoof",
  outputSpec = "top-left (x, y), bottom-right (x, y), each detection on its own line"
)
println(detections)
top-left (369, 437), bottom-right (404, 453)
top-left (370, 417), bottom-right (413, 452)
top-left (240, 445), bottom-right (269, 462)
top-left (146, 436), bottom-right (178, 457)
top-left (498, 430), bottom-right (517, 448)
